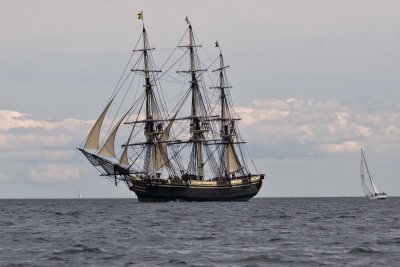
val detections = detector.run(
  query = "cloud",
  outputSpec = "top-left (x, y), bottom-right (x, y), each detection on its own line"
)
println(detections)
top-left (235, 98), bottom-right (400, 157)
top-left (29, 163), bottom-right (81, 183)
top-left (0, 133), bottom-right (73, 150)
top-left (3, 150), bottom-right (76, 162)
top-left (318, 141), bottom-right (362, 154)
top-left (0, 110), bottom-right (93, 150)
top-left (0, 110), bottom-right (89, 184)
top-left (1, 100), bottom-right (400, 187)
top-left (0, 110), bottom-right (91, 132)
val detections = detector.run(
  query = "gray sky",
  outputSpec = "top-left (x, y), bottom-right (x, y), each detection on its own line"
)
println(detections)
top-left (1, 0), bottom-right (399, 198)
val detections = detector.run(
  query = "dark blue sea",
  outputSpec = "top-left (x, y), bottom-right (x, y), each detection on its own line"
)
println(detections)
top-left (1, 198), bottom-right (399, 266)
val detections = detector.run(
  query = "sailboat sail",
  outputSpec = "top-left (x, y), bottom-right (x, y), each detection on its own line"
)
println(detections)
top-left (370, 180), bottom-right (380, 194)
top-left (360, 151), bottom-right (373, 197)
top-left (154, 119), bottom-right (173, 171)
top-left (227, 144), bottom-right (241, 174)
top-left (98, 108), bottom-right (132, 158)
top-left (84, 100), bottom-right (113, 150)
top-left (120, 145), bottom-right (129, 166)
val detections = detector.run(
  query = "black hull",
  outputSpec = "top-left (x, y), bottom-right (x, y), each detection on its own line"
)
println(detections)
top-left (129, 178), bottom-right (263, 202)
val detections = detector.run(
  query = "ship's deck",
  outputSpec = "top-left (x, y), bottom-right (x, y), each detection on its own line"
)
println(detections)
top-left (129, 174), bottom-right (263, 188)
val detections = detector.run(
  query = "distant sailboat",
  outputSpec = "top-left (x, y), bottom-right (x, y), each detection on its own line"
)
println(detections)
top-left (78, 191), bottom-right (82, 199)
top-left (360, 149), bottom-right (387, 200)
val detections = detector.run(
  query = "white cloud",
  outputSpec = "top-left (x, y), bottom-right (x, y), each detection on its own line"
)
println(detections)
top-left (29, 163), bottom-right (81, 183)
top-left (1, 100), bottom-right (400, 188)
top-left (235, 98), bottom-right (400, 156)
top-left (318, 141), bottom-right (362, 154)
top-left (4, 150), bottom-right (76, 162)
top-left (0, 133), bottom-right (73, 150)
top-left (0, 110), bottom-right (93, 151)
top-left (0, 110), bottom-right (92, 132)
top-left (0, 111), bottom-right (88, 184)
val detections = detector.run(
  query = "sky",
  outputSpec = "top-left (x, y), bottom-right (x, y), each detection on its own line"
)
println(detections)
top-left (1, 0), bottom-right (399, 198)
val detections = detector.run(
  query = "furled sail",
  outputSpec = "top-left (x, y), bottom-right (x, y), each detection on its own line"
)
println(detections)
top-left (98, 110), bottom-right (130, 158)
top-left (154, 119), bottom-right (174, 170)
top-left (84, 100), bottom-right (113, 150)
top-left (227, 143), bottom-right (241, 174)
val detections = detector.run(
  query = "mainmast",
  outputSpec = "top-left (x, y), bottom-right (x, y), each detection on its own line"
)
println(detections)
top-left (178, 24), bottom-right (207, 180)
top-left (189, 25), bottom-right (204, 179)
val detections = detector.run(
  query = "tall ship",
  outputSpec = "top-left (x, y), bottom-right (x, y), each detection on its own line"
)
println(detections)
top-left (78, 14), bottom-right (264, 202)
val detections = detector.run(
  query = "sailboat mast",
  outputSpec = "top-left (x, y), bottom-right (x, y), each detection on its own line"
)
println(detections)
top-left (188, 25), bottom-right (204, 179)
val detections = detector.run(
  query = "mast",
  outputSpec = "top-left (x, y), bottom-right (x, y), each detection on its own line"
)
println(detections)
top-left (189, 25), bottom-right (204, 179)
top-left (212, 51), bottom-right (242, 176)
top-left (218, 53), bottom-right (230, 175)
top-left (177, 24), bottom-right (207, 179)
top-left (360, 149), bottom-right (372, 197)
top-left (361, 149), bottom-right (378, 194)
top-left (143, 28), bottom-right (156, 178)
top-left (174, 21), bottom-right (230, 180)
top-left (219, 53), bottom-right (230, 175)
top-left (132, 26), bottom-right (161, 178)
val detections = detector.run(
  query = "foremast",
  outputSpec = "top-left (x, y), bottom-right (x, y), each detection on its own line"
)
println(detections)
top-left (131, 26), bottom-right (165, 179)
top-left (144, 28), bottom-right (157, 178)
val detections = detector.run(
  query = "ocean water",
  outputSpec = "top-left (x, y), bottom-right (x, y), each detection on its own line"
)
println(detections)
top-left (0, 198), bottom-right (399, 266)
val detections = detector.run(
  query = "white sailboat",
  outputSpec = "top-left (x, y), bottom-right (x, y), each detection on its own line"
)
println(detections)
top-left (360, 149), bottom-right (387, 200)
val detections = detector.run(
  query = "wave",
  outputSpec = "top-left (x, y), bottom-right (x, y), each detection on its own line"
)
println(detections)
top-left (377, 237), bottom-right (400, 245)
top-left (53, 244), bottom-right (104, 255)
top-left (53, 210), bottom-right (80, 218)
top-left (348, 245), bottom-right (379, 254)
top-left (0, 221), bottom-right (15, 226)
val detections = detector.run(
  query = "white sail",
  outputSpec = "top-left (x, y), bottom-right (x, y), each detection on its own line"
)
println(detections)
top-left (360, 151), bottom-right (374, 197)
top-left (98, 110), bottom-right (129, 158)
top-left (154, 119), bottom-right (173, 170)
top-left (370, 179), bottom-right (380, 194)
top-left (84, 100), bottom-right (113, 150)
top-left (120, 145), bottom-right (129, 166)
top-left (227, 143), bottom-right (241, 174)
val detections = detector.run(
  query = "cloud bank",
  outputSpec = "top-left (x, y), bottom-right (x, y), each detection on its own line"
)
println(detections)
top-left (0, 110), bottom-right (91, 183)
top-left (0, 98), bottom-right (399, 186)
top-left (235, 98), bottom-right (400, 158)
